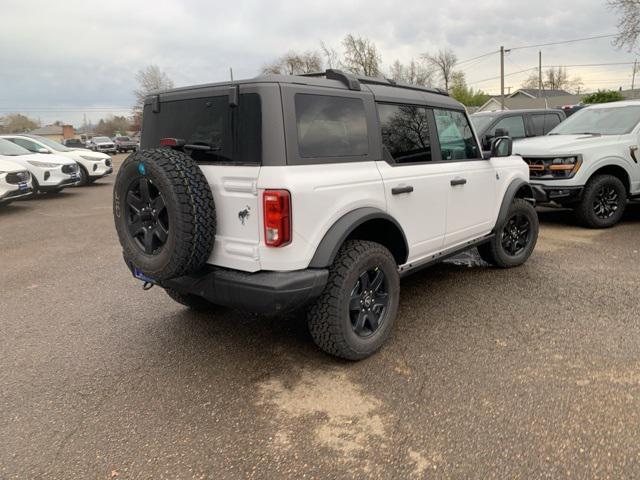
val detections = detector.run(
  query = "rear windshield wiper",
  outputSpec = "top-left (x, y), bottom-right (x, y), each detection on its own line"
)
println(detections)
top-left (184, 142), bottom-right (222, 152)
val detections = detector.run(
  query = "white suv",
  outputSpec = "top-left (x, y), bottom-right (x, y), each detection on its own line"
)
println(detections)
top-left (0, 138), bottom-right (79, 193)
top-left (1, 134), bottom-right (113, 185)
top-left (0, 157), bottom-right (33, 204)
top-left (113, 70), bottom-right (539, 359)
top-left (514, 100), bottom-right (640, 228)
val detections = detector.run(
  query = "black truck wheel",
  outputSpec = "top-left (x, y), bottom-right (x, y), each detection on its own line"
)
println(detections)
top-left (307, 240), bottom-right (400, 360)
top-left (575, 175), bottom-right (626, 228)
top-left (478, 198), bottom-right (539, 268)
top-left (113, 148), bottom-right (216, 281)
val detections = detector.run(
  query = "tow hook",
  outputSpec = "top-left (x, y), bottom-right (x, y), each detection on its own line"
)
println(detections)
top-left (133, 268), bottom-right (156, 290)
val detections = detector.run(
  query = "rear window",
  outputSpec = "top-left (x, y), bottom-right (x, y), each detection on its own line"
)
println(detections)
top-left (141, 93), bottom-right (261, 164)
top-left (295, 94), bottom-right (368, 158)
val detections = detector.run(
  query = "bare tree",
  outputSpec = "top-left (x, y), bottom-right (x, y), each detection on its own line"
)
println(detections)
top-left (609, 0), bottom-right (640, 51)
top-left (262, 50), bottom-right (322, 75)
top-left (341, 34), bottom-right (382, 77)
top-left (320, 41), bottom-right (340, 69)
top-left (0, 113), bottom-right (39, 134)
top-left (423, 48), bottom-right (458, 91)
top-left (521, 66), bottom-right (583, 93)
top-left (389, 59), bottom-right (434, 87)
top-left (133, 65), bottom-right (174, 114)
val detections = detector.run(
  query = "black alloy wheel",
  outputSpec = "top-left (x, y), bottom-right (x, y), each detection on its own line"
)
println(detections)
top-left (126, 176), bottom-right (169, 254)
top-left (593, 185), bottom-right (619, 219)
top-left (500, 213), bottom-right (531, 257)
top-left (349, 267), bottom-right (389, 338)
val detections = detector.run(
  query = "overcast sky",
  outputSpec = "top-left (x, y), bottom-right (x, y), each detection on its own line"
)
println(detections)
top-left (1, 0), bottom-right (635, 126)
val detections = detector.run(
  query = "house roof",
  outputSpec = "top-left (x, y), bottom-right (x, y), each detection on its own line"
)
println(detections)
top-left (510, 88), bottom-right (571, 99)
top-left (478, 94), bottom-right (583, 112)
top-left (30, 125), bottom-right (64, 135)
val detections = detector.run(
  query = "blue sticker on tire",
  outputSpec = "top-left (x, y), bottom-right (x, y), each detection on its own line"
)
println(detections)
top-left (138, 163), bottom-right (146, 175)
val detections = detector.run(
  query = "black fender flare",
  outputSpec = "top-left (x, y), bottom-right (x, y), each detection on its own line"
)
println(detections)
top-left (308, 207), bottom-right (409, 268)
top-left (494, 179), bottom-right (535, 231)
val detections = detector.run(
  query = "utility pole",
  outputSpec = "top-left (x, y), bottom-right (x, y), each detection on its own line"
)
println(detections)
top-left (500, 46), bottom-right (505, 110)
top-left (632, 59), bottom-right (638, 98)
top-left (230, 67), bottom-right (234, 81)
top-left (538, 51), bottom-right (542, 98)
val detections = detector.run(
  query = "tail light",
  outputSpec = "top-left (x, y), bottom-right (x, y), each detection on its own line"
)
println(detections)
top-left (263, 190), bottom-right (291, 247)
top-left (159, 138), bottom-right (185, 148)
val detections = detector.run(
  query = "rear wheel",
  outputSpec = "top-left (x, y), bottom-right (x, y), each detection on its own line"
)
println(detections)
top-left (307, 240), bottom-right (400, 360)
top-left (575, 175), bottom-right (626, 228)
top-left (479, 198), bottom-right (539, 268)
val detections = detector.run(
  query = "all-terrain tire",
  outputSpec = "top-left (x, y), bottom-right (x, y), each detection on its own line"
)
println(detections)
top-left (113, 148), bottom-right (216, 281)
top-left (165, 288), bottom-right (220, 312)
top-left (478, 198), bottom-right (539, 268)
top-left (575, 174), bottom-right (626, 228)
top-left (307, 240), bottom-right (400, 360)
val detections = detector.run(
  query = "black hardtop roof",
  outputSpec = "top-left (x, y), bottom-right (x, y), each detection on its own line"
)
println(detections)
top-left (471, 108), bottom-right (565, 116)
top-left (145, 69), bottom-right (465, 110)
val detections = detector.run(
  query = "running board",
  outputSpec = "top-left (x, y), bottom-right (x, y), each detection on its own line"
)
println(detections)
top-left (398, 234), bottom-right (495, 278)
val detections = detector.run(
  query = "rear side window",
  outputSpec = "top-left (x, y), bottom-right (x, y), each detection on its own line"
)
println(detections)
top-left (492, 116), bottom-right (526, 138)
top-left (142, 93), bottom-right (261, 164)
top-left (530, 114), bottom-right (547, 136)
top-left (377, 103), bottom-right (432, 163)
top-left (295, 94), bottom-right (368, 158)
top-left (433, 109), bottom-right (480, 160)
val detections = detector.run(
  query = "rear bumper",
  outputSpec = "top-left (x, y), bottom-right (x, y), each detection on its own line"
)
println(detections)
top-left (531, 184), bottom-right (583, 204)
top-left (161, 267), bottom-right (329, 315)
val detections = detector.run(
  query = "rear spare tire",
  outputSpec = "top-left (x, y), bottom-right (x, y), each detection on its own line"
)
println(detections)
top-left (113, 148), bottom-right (216, 281)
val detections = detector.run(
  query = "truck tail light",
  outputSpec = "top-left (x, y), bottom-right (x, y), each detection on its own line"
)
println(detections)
top-left (263, 190), bottom-right (291, 247)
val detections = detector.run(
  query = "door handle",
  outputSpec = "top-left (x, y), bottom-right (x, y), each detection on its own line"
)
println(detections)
top-left (450, 177), bottom-right (467, 186)
top-left (392, 185), bottom-right (414, 195)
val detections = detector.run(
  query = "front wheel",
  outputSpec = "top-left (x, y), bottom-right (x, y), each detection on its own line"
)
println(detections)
top-left (575, 175), bottom-right (626, 228)
top-left (478, 198), bottom-right (539, 268)
top-left (307, 240), bottom-right (400, 360)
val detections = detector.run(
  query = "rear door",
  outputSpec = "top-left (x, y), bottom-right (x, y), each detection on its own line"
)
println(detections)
top-left (142, 85), bottom-right (265, 271)
top-left (375, 103), bottom-right (449, 260)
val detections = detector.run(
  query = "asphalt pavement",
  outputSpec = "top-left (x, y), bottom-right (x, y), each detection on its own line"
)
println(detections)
top-left (2, 154), bottom-right (640, 479)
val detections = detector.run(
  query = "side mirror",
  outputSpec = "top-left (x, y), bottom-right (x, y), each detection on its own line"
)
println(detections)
top-left (481, 134), bottom-right (493, 150)
top-left (37, 147), bottom-right (50, 154)
top-left (490, 136), bottom-right (513, 158)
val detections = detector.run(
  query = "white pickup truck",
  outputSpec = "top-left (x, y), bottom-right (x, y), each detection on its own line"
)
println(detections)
top-left (514, 100), bottom-right (640, 228)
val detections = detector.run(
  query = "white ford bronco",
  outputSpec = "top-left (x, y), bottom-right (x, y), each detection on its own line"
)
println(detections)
top-left (113, 70), bottom-right (539, 360)
top-left (514, 100), bottom-right (640, 228)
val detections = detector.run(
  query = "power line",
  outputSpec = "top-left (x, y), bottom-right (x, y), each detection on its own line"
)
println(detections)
top-left (542, 62), bottom-right (635, 68)
top-left (509, 33), bottom-right (617, 51)
top-left (457, 50), bottom-right (499, 65)
top-left (467, 67), bottom-right (537, 85)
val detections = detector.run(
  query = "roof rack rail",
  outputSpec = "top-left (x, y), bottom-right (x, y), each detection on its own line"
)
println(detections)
top-left (300, 70), bottom-right (449, 96)
top-left (300, 69), bottom-right (361, 91)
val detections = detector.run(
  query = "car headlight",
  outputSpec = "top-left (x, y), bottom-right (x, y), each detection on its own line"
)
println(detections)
top-left (79, 155), bottom-right (99, 161)
top-left (27, 160), bottom-right (60, 168)
top-left (549, 156), bottom-right (581, 174)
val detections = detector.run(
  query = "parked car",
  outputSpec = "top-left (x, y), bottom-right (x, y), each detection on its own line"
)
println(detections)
top-left (1, 134), bottom-right (113, 185)
top-left (0, 157), bottom-right (33, 204)
top-left (514, 100), bottom-right (640, 228)
top-left (113, 136), bottom-right (138, 153)
top-left (0, 138), bottom-right (79, 193)
top-left (558, 104), bottom-right (586, 117)
top-left (62, 138), bottom-right (88, 149)
top-left (86, 136), bottom-right (117, 154)
top-left (112, 69), bottom-right (540, 360)
top-left (471, 109), bottom-right (566, 155)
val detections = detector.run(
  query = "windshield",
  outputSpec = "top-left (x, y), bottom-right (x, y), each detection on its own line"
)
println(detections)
top-left (470, 114), bottom-right (498, 134)
top-left (31, 135), bottom-right (73, 152)
top-left (93, 137), bottom-right (112, 142)
top-left (0, 138), bottom-right (31, 156)
top-left (549, 105), bottom-right (640, 135)
top-left (116, 136), bottom-right (130, 141)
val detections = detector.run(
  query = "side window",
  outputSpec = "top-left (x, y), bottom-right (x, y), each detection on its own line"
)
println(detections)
top-left (544, 114), bottom-right (561, 134)
top-left (491, 116), bottom-right (526, 138)
top-left (11, 138), bottom-right (40, 152)
top-left (530, 115), bottom-right (546, 136)
top-left (377, 103), bottom-right (432, 163)
top-left (433, 109), bottom-right (481, 160)
top-left (295, 94), bottom-right (368, 158)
